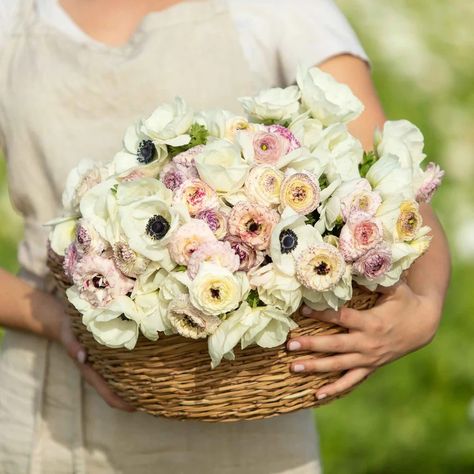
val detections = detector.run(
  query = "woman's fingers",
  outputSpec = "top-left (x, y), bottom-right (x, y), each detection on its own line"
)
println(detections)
top-left (300, 306), bottom-right (369, 330)
top-left (291, 354), bottom-right (365, 374)
top-left (315, 367), bottom-right (374, 400)
top-left (76, 361), bottom-right (136, 412)
top-left (288, 333), bottom-right (362, 354)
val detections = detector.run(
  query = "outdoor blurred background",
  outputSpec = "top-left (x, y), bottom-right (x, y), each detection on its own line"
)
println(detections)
top-left (0, 0), bottom-right (473, 472)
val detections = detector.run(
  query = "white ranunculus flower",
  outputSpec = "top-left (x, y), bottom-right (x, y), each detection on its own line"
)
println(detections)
top-left (80, 178), bottom-right (121, 245)
top-left (249, 263), bottom-right (302, 314)
top-left (208, 302), bottom-right (298, 368)
top-left (239, 86), bottom-right (301, 123)
top-left (376, 120), bottom-right (426, 175)
top-left (186, 263), bottom-right (249, 317)
top-left (366, 154), bottom-right (414, 199)
top-left (194, 139), bottom-right (250, 193)
top-left (313, 124), bottom-right (363, 183)
top-left (48, 217), bottom-right (78, 256)
top-left (62, 159), bottom-right (110, 214)
top-left (142, 97), bottom-right (194, 147)
top-left (297, 66), bottom-right (364, 125)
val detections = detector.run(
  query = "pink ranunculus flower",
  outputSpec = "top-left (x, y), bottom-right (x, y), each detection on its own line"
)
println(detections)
top-left (160, 163), bottom-right (188, 191)
top-left (63, 243), bottom-right (79, 280)
top-left (72, 255), bottom-right (134, 308)
top-left (196, 208), bottom-right (229, 240)
top-left (228, 201), bottom-right (280, 251)
top-left (353, 245), bottom-right (392, 280)
top-left (187, 241), bottom-right (240, 279)
top-left (340, 180), bottom-right (382, 222)
top-left (266, 124), bottom-right (301, 154)
top-left (224, 235), bottom-right (264, 272)
top-left (174, 178), bottom-right (219, 217)
top-left (168, 219), bottom-right (217, 266)
top-left (416, 162), bottom-right (445, 203)
top-left (339, 214), bottom-right (383, 262)
top-left (172, 145), bottom-right (205, 171)
top-left (253, 131), bottom-right (285, 165)
top-left (75, 220), bottom-right (107, 256)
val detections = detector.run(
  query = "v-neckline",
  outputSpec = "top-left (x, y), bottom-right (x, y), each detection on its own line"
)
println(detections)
top-left (49, 0), bottom-right (207, 51)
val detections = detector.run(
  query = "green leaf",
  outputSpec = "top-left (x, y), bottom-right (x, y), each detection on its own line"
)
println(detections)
top-left (175, 265), bottom-right (187, 272)
top-left (359, 150), bottom-right (379, 178)
top-left (168, 123), bottom-right (209, 158)
top-left (246, 289), bottom-right (266, 309)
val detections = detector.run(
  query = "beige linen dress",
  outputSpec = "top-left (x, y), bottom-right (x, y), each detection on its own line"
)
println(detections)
top-left (0, 0), bottom-right (366, 472)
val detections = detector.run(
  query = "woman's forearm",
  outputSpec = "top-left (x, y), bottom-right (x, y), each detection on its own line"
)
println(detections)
top-left (407, 204), bottom-right (451, 308)
top-left (0, 268), bottom-right (63, 340)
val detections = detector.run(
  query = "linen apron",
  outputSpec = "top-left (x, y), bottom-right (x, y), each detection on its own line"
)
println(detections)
top-left (0, 0), bottom-right (321, 472)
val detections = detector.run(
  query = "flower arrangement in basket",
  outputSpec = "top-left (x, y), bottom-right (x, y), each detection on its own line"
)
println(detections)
top-left (47, 66), bottom-right (444, 421)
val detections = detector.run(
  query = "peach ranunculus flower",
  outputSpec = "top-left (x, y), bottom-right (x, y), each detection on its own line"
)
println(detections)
top-left (228, 201), bottom-right (280, 251)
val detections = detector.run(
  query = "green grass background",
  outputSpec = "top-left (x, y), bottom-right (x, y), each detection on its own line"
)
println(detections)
top-left (0, 1), bottom-right (473, 472)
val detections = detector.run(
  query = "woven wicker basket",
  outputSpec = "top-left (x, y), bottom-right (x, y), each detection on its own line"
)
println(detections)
top-left (47, 246), bottom-right (379, 422)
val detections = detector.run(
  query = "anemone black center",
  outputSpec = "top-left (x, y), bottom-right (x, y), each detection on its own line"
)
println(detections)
top-left (146, 215), bottom-right (170, 240)
top-left (314, 261), bottom-right (330, 276)
top-left (279, 229), bottom-right (298, 254)
top-left (137, 139), bottom-right (156, 164)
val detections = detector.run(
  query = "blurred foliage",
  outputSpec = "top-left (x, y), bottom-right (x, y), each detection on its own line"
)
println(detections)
top-left (316, 1), bottom-right (474, 473)
top-left (0, 0), bottom-right (473, 471)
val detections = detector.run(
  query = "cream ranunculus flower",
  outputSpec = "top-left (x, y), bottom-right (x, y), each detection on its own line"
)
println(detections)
top-left (194, 140), bottom-right (250, 193)
top-left (207, 302), bottom-right (298, 368)
top-left (48, 217), bottom-right (78, 256)
top-left (186, 263), bottom-right (249, 317)
top-left (239, 86), bottom-right (301, 123)
top-left (141, 97), bottom-right (194, 147)
top-left (297, 66), bottom-right (364, 126)
top-left (249, 263), bottom-right (303, 314)
top-left (195, 109), bottom-right (255, 141)
top-left (376, 197), bottom-right (424, 242)
top-left (302, 263), bottom-right (353, 311)
top-left (168, 296), bottom-right (221, 340)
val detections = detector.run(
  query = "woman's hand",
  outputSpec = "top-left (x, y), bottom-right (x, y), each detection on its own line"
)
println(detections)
top-left (52, 300), bottom-right (136, 413)
top-left (287, 282), bottom-right (443, 400)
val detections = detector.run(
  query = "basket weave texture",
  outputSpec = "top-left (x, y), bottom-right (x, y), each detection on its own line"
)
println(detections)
top-left (47, 246), bottom-right (379, 422)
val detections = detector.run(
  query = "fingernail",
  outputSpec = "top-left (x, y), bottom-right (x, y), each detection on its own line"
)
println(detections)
top-left (288, 341), bottom-right (301, 351)
top-left (76, 349), bottom-right (87, 364)
top-left (300, 306), bottom-right (312, 316)
top-left (292, 364), bottom-right (305, 373)
top-left (317, 393), bottom-right (328, 400)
